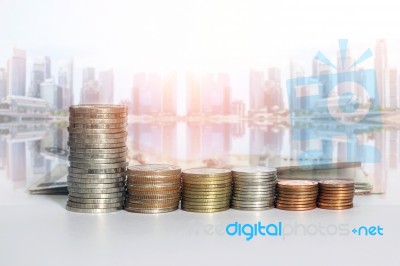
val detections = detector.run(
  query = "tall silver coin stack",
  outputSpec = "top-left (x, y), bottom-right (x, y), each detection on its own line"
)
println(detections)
top-left (231, 166), bottom-right (277, 210)
top-left (66, 104), bottom-right (128, 213)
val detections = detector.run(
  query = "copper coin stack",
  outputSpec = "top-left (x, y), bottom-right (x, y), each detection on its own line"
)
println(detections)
top-left (66, 104), bottom-right (128, 214)
top-left (231, 166), bottom-right (277, 211)
top-left (275, 180), bottom-right (318, 211)
top-left (181, 168), bottom-right (232, 213)
top-left (318, 180), bottom-right (355, 210)
top-left (125, 164), bottom-right (181, 214)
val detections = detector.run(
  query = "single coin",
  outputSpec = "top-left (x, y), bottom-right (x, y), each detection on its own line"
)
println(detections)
top-left (68, 186), bottom-right (126, 194)
top-left (231, 206), bottom-right (274, 211)
top-left (317, 204), bottom-right (353, 210)
top-left (68, 146), bottom-right (128, 154)
top-left (124, 206), bottom-right (178, 214)
top-left (318, 195), bottom-right (354, 200)
top-left (68, 172), bottom-right (126, 179)
top-left (232, 166), bottom-right (277, 174)
top-left (69, 132), bottom-right (128, 140)
top-left (181, 206), bottom-right (230, 213)
top-left (276, 199), bottom-right (317, 205)
top-left (69, 104), bottom-right (127, 113)
top-left (126, 181), bottom-right (180, 187)
top-left (69, 122), bottom-right (126, 129)
top-left (317, 201), bottom-right (354, 207)
top-left (278, 180), bottom-right (318, 188)
top-left (68, 176), bottom-right (126, 184)
top-left (69, 151), bottom-right (128, 159)
top-left (67, 181), bottom-right (125, 189)
top-left (68, 127), bottom-right (127, 134)
top-left (68, 156), bottom-right (127, 164)
top-left (127, 177), bottom-right (181, 184)
top-left (68, 167), bottom-right (126, 174)
top-left (127, 188), bottom-right (181, 195)
top-left (69, 163), bottom-right (128, 170)
top-left (67, 201), bottom-right (124, 209)
top-left (182, 168), bottom-right (231, 176)
top-left (127, 193), bottom-right (181, 200)
top-left (319, 180), bottom-right (354, 187)
top-left (69, 117), bottom-right (128, 124)
top-left (127, 164), bottom-right (181, 176)
top-left (125, 198), bottom-right (179, 204)
top-left (124, 202), bottom-right (179, 209)
top-left (275, 202), bottom-right (317, 207)
top-left (68, 196), bottom-right (125, 204)
top-left (275, 205), bottom-right (316, 211)
top-left (68, 191), bottom-right (126, 199)
top-left (68, 137), bottom-right (127, 144)
top-left (70, 112), bottom-right (127, 119)
top-left (68, 142), bottom-right (126, 149)
top-left (66, 205), bottom-right (123, 213)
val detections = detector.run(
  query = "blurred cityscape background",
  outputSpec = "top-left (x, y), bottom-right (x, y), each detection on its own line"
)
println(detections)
top-left (0, 39), bottom-right (398, 195)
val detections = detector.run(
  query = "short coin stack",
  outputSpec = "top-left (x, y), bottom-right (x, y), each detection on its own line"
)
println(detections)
top-left (125, 165), bottom-right (181, 213)
top-left (66, 104), bottom-right (128, 213)
top-left (275, 180), bottom-right (318, 211)
top-left (231, 167), bottom-right (277, 210)
top-left (181, 168), bottom-right (232, 213)
top-left (318, 180), bottom-right (355, 210)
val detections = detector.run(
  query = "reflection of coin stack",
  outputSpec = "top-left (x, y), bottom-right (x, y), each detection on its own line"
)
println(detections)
top-left (181, 168), bottom-right (232, 213)
top-left (125, 165), bottom-right (181, 214)
top-left (275, 180), bottom-right (318, 211)
top-left (231, 167), bottom-right (277, 210)
top-left (66, 104), bottom-right (128, 213)
top-left (318, 180), bottom-right (355, 210)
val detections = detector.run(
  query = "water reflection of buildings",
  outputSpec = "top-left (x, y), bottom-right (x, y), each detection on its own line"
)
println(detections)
top-left (0, 123), bottom-right (68, 189)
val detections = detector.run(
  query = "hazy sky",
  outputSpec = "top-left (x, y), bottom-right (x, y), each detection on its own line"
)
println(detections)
top-left (0, 0), bottom-right (399, 111)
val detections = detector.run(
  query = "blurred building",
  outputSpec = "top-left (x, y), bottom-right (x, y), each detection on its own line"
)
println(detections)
top-left (132, 72), bottom-right (177, 116)
top-left (98, 69), bottom-right (114, 104)
top-left (0, 68), bottom-right (7, 101)
top-left (249, 70), bottom-right (265, 113)
top-left (40, 79), bottom-right (62, 110)
top-left (265, 67), bottom-right (283, 111)
top-left (58, 59), bottom-right (74, 109)
top-left (389, 68), bottom-right (398, 108)
top-left (186, 73), bottom-right (231, 116)
top-left (81, 67), bottom-right (99, 104)
top-left (45, 56), bottom-right (51, 79)
top-left (7, 48), bottom-right (26, 97)
top-left (375, 39), bottom-right (389, 108)
top-left (29, 58), bottom-right (46, 98)
top-left (231, 100), bottom-right (245, 117)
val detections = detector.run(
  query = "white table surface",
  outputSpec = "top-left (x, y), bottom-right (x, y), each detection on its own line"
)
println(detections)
top-left (1, 172), bottom-right (399, 266)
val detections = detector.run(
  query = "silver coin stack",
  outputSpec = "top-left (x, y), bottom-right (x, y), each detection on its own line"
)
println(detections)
top-left (231, 166), bottom-right (277, 211)
top-left (66, 104), bottom-right (128, 213)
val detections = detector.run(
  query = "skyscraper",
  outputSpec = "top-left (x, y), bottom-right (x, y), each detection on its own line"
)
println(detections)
top-left (389, 68), bottom-right (398, 108)
top-left (40, 78), bottom-right (60, 109)
top-left (7, 48), bottom-right (26, 97)
top-left (265, 67), bottom-right (283, 111)
top-left (98, 69), bottom-right (114, 104)
top-left (45, 56), bottom-right (51, 79)
top-left (201, 73), bottom-right (231, 115)
top-left (0, 68), bottom-right (7, 101)
top-left (186, 72), bottom-right (202, 115)
top-left (81, 67), bottom-right (98, 104)
top-left (58, 59), bottom-right (74, 108)
top-left (162, 72), bottom-right (177, 115)
top-left (249, 70), bottom-right (265, 113)
top-left (132, 73), bottom-right (162, 115)
top-left (374, 39), bottom-right (389, 107)
top-left (30, 59), bottom-right (46, 98)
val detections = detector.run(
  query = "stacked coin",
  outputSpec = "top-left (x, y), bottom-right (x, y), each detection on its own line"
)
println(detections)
top-left (318, 180), bottom-right (355, 210)
top-left (125, 165), bottom-right (181, 214)
top-left (181, 168), bottom-right (232, 213)
top-left (231, 166), bottom-right (277, 210)
top-left (66, 104), bottom-right (128, 213)
top-left (276, 180), bottom-right (318, 211)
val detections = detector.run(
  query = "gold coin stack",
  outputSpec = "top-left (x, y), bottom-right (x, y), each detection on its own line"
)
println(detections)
top-left (231, 166), bottom-right (277, 211)
top-left (318, 180), bottom-right (355, 210)
top-left (181, 168), bottom-right (232, 213)
top-left (275, 180), bottom-right (318, 211)
top-left (66, 104), bottom-right (128, 214)
top-left (125, 164), bottom-right (181, 214)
